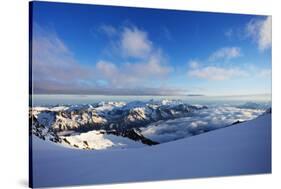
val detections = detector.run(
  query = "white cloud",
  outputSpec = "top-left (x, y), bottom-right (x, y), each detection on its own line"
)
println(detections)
top-left (246, 16), bottom-right (272, 51)
top-left (188, 47), bottom-right (248, 81)
top-left (120, 27), bottom-right (152, 58)
top-left (32, 24), bottom-right (177, 95)
top-left (141, 105), bottom-right (265, 143)
top-left (96, 53), bottom-right (171, 87)
top-left (209, 47), bottom-right (241, 61)
top-left (188, 66), bottom-right (247, 81)
top-left (95, 25), bottom-right (172, 87)
top-left (132, 50), bottom-right (171, 76)
top-left (96, 60), bottom-right (118, 77)
top-left (99, 24), bottom-right (117, 37)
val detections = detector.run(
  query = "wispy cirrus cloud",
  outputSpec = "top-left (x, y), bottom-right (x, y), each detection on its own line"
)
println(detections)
top-left (187, 60), bottom-right (271, 81)
top-left (208, 47), bottom-right (241, 61)
top-left (32, 24), bottom-right (95, 92)
top-left (245, 16), bottom-right (272, 51)
top-left (223, 16), bottom-right (272, 52)
top-left (187, 47), bottom-right (245, 81)
top-left (99, 24), bottom-right (117, 37)
top-left (188, 65), bottom-right (247, 81)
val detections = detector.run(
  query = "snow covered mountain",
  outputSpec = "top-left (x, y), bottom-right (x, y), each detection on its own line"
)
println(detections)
top-left (30, 100), bottom-right (207, 149)
top-left (30, 100), bottom-right (268, 150)
top-left (32, 100), bottom-right (207, 132)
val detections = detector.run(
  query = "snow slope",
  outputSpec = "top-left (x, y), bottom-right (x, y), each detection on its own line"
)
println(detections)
top-left (30, 113), bottom-right (271, 188)
top-left (60, 130), bottom-right (146, 150)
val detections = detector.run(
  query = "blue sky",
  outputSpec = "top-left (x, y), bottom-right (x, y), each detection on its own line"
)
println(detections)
top-left (31, 1), bottom-right (272, 96)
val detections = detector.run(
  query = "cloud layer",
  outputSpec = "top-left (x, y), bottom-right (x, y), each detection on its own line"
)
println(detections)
top-left (141, 105), bottom-right (265, 143)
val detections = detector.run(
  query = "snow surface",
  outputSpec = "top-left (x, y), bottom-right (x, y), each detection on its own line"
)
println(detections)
top-left (61, 130), bottom-right (145, 150)
top-left (31, 113), bottom-right (271, 188)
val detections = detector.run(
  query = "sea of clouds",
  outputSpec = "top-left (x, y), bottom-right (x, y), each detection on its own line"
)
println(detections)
top-left (140, 105), bottom-right (267, 143)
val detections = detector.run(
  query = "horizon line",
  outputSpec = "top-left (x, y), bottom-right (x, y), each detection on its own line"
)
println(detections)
top-left (31, 93), bottom-right (271, 97)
